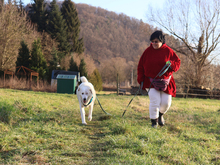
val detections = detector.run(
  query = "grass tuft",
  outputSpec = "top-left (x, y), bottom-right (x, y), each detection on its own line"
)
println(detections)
top-left (98, 115), bottom-right (112, 121)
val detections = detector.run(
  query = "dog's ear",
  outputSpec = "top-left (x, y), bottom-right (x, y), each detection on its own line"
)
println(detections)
top-left (78, 88), bottom-right (80, 91)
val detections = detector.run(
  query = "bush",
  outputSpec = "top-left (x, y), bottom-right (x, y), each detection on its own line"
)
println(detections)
top-left (89, 68), bottom-right (103, 91)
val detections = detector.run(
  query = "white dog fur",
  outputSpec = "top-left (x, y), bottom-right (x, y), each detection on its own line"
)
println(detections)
top-left (77, 76), bottom-right (96, 125)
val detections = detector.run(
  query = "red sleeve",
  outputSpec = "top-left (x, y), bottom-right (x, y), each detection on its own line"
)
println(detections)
top-left (137, 53), bottom-right (145, 84)
top-left (169, 51), bottom-right (181, 73)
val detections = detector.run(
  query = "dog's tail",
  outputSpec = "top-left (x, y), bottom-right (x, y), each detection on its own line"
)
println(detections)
top-left (81, 76), bottom-right (88, 83)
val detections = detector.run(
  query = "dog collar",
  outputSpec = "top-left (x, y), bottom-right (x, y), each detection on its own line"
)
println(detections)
top-left (83, 96), bottom-right (93, 107)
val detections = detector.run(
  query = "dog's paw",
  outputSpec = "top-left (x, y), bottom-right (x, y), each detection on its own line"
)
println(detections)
top-left (88, 116), bottom-right (92, 121)
top-left (82, 122), bottom-right (87, 125)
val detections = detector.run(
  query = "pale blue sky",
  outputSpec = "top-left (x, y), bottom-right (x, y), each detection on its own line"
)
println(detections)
top-left (23, 0), bottom-right (165, 23)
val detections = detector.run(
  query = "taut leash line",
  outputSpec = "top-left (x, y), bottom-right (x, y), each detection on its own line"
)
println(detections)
top-left (122, 82), bottom-right (143, 117)
top-left (96, 96), bottom-right (112, 116)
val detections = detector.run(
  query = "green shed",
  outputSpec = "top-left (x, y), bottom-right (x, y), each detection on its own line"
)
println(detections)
top-left (57, 74), bottom-right (77, 94)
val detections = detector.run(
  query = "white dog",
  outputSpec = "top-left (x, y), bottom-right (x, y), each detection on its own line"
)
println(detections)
top-left (76, 76), bottom-right (96, 125)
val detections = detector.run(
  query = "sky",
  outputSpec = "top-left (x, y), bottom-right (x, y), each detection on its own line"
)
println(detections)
top-left (22, 0), bottom-right (165, 23)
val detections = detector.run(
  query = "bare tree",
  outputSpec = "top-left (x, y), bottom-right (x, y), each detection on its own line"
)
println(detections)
top-left (0, 3), bottom-right (32, 71)
top-left (99, 57), bottom-right (128, 85)
top-left (148, 0), bottom-right (220, 87)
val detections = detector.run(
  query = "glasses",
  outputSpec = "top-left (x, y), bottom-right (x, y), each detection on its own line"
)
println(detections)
top-left (151, 41), bottom-right (159, 44)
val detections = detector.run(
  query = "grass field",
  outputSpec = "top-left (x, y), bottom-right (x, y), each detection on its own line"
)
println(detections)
top-left (0, 88), bottom-right (219, 164)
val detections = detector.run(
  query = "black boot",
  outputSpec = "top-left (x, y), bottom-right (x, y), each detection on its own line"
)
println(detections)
top-left (158, 112), bottom-right (165, 126)
top-left (151, 119), bottom-right (158, 128)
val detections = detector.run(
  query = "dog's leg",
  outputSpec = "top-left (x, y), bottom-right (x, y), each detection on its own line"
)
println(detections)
top-left (88, 103), bottom-right (94, 121)
top-left (80, 106), bottom-right (87, 125)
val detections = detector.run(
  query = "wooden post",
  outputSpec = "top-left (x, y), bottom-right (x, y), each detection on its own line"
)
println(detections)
top-left (29, 73), bottom-right (32, 90)
top-left (4, 70), bottom-right (14, 88)
top-left (30, 72), bottom-right (39, 90)
top-left (117, 73), bottom-right (119, 95)
top-left (4, 71), bottom-right (5, 87)
top-left (131, 67), bottom-right (133, 86)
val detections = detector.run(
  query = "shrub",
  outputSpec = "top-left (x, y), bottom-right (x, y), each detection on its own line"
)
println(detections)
top-left (89, 68), bottom-right (103, 91)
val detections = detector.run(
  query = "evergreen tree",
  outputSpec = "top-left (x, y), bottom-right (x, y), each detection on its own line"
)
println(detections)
top-left (47, 0), bottom-right (70, 59)
top-left (78, 58), bottom-right (87, 78)
top-left (16, 40), bottom-right (30, 68)
top-left (61, 0), bottom-right (84, 54)
top-left (29, 0), bottom-right (47, 32)
top-left (0, 0), bottom-right (4, 10)
top-left (48, 47), bottom-right (60, 81)
top-left (49, 47), bottom-right (59, 71)
top-left (18, 0), bottom-right (24, 11)
top-left (68, 56), bottom-right (78, 71)
top-left (30, 38), bottom-right (48, 79)
top-left (89, 68), bottom-right (103, 91)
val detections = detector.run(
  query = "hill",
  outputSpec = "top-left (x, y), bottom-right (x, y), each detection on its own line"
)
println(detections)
top-left (75, 3), bottom-right (156, 63)
top-left (75, 3), bottom-right (181, 64)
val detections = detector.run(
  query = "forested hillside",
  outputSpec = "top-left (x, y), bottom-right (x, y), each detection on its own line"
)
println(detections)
top-left (72, 3), bottom-right (187, 86)
top-left (76, 3), bottom-right (154, 63)
top-left (75, 3), bottom-right (181, 63)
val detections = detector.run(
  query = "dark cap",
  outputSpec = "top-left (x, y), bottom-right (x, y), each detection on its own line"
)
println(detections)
top-left (150, 30), bottom-right (165, 44)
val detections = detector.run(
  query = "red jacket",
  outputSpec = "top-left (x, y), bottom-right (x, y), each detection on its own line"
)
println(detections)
top-left (137, 43), bottom-right (181, 97)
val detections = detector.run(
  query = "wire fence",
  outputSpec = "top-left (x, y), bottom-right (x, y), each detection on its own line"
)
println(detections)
top-left (1, 77), bottom-right (220, 99)
top-left (128, 83), bottom-right (220, 99)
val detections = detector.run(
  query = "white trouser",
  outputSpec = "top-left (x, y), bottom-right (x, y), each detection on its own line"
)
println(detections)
top-left (146, 88), bottom-right (172, 119)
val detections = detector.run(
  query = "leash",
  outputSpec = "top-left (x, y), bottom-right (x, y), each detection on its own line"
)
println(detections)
top-left (82, 93), bottom-right (111, 115)
top-left (96, 96), bottom-right (112, 116)
top-left (122, 63), bottom-right (171, 117)
top-left (153, 62), bottom-right (171, 81)
top-left (122, 82), bottom-right (143, 117)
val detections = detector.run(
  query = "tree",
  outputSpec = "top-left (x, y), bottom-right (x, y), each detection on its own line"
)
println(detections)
top-left (89, 68), bottom-right (103, 91)
top-left (16, 40), bottom-right (30, 68)
top-left (0, 3), bottom-right (30, 71)
top-left (47, 47), bottom-right (60, 81)
top-left (100, 57), bottom-right (128, 85)
top-left (40, 31), bottom-right (58, 63)
top-left (0, 0), bottom-right (4, 11)
top-left (49, 47), bottom-right (59, 70)
top-left (18, 0), bottom-right (24, 11)
top-left (61, 0), bottom-right (84, 54)
top-left (78, 58), bottom-right (87, 77)
top-left (30, 38), bottom-right (48, 79)
top-left (47, 0), bottom-right (70, 59)
top-left (29, 0), bottom-right (47, 32)
top-left (68, 56), bottom-right (78, 71)
top-left (148, 0), bottom-right (220, 87)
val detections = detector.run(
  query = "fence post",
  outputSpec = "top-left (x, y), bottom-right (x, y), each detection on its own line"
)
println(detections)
top-left (117, 73), bottom-right (119, 95)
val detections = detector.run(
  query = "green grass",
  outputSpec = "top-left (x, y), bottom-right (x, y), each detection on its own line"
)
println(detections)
top-left (0, 88), bottom-right (219, 164)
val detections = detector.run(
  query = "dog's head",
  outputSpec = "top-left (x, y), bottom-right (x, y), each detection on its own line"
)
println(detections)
top-left (77, 87), bottom-right (93, 104)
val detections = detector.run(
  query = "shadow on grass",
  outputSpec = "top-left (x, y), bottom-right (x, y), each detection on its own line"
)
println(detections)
top-left (0, 149), bottom-right (19, 162)
top-left (192, 111), bottom-right (220, 135)
top-left (96, 93), bottom-right (117, 97)
top-left (0, 103), bottom-right (14, 124)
